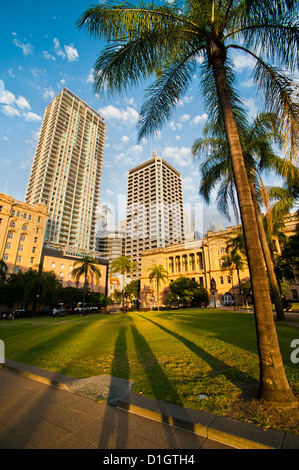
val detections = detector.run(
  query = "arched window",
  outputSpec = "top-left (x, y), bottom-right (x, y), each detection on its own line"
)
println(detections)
top-left (22, 224), bottom-right (27, 231)
top-left (10, 221), bottom-right (15, 228)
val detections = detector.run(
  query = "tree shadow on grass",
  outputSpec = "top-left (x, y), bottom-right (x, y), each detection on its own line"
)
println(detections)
top-left (136, 314), bottom-right (259, 397)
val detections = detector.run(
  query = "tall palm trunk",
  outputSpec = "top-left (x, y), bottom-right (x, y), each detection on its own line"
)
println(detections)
top-left (211, 48), bottom-right (295, 402)
top-left (249, 181), bottom-right (286, 321)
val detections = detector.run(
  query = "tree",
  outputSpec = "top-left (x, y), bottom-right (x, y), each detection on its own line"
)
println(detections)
top-left (192, 112), bottom-right (298, 320)
top-left (0, 259), bottom-right (7, 282)
top-left (72, 256), bottom-right (102, 310)
top-left (77, 1), bottom-right (299, 403)
top-left (168, 276), bottom-right (208, 305)
top-left (23, 265), bottom-right (59, 315)
top-left (110, 256), bottom-right (137, 310)
top-left (125, 279), bottom-right (141, 308)
top-left (276, 234), bottom-right (299, 282)
top-left (221, 245), bottom-right (246, 302)
top-left (148, 264), bottom-right (169, 310)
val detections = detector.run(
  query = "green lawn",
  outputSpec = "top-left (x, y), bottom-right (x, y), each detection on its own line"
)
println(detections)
top-left (0, 309), bottom-right (298, 416)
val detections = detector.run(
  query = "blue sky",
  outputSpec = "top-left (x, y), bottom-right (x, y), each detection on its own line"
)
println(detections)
top-left (0, 1), bottom-right (283, 234)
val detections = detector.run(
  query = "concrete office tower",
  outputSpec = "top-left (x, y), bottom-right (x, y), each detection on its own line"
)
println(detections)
top-left (126, 153), bottom-right (185, 277)
top-left (25, 88), bottom-right (106, 250)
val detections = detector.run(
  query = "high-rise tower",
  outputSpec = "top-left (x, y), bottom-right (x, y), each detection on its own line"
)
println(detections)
top-left (125, 154), bottom-right (185, 277)
top-left (25, 88), bottom-right (106, 250)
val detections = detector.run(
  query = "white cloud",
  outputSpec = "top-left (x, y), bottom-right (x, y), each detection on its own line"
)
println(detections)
top-left (23, 112), bottom-right (42, 122)
top-left (162, 145), bottom-right (191, 167)
top-left (191, 113), bottom-right (208, 125)
top-left (64, 44), bottom-right (79, 62)
top-left (42, 50), bottom-right (56, 61)
top-left (12, 37), bottom-right (34, 56)
top-left (53, 38), bottom-right (66, 59)
top-left (98, 105), bottom-right (139, 125)
top-left (122, 135), bottom-right (130, 143)
top-left (42, 87), bottom-right (56, 101)
top-left (0, 90), bottom-right (16, 106)
top-left (0, 136), bottom-right (10, 143)
top-left (86, 70), bottom-right (94, 83)
top-left (15, 96), bottom-right (31, 110)
top-left (1, 105), bottom-right (21, 118)
top-left (179, 114), bottom-right (190, 122)
top-left (233, 52), bottom-right (256, 71)
top-left (53, 38), bottom-right (79, 62)
top-left (245, 97), bottom-right (258, 118)
top-left (177, 95), bottom-right (194, 106)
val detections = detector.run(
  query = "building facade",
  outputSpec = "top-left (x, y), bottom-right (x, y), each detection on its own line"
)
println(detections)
top-left (25, 88), bottom-right (106, 251)
top-left (140, 225), bottom-right (250, 308)
top-left (140, 216), bottom-right (299, 308)
top-left (41, 244), bottom-right (108, 295)
top-left (126, 154), bottom-right (185, 277)
top-left (0, 193), bottom-right (48, 274)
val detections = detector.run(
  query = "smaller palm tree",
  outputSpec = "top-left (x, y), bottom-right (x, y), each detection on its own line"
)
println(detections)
top-left (221, 246), bottom-right (246, 304)
top-left (72, 256), bottom-right (101, 310)
top-left (148, 264), bottom-right (169, 311)
top-left (110, 256), bottom-right (137, 310)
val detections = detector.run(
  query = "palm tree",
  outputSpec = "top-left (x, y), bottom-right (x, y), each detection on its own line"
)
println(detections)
top-left (148, 264), bottom-right (169, 311)
top-left (23, 264), bottom-right (59, 316)
top-left (221, 243), bottom-right (246, 303)
top-left (192, 112), bottom-right (296, 321)
top-left (0, 259), bottom-right (7, 282)
top-left (110, 256), bottom-right (137, 310)
top-left (77, 1), bottom-right (299, 403)
top-left (72, 256), bottom-right (101, 310)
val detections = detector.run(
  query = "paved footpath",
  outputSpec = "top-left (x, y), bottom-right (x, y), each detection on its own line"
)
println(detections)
top-left (0, 360), bottom-right (298, 454)
top-left (0, 365), bottom-right (232, 451)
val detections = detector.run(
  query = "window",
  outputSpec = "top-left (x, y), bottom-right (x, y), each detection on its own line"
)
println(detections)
top-left (10, 221), bottom-right (15, 228)
top-left (17, 256), bottom-right (21, 263)
top-left (20, 234), bottom-right (25, 241)
top-left (23, 213), bottom-right (27, 219)
top-left (0, 206), bottom-right (2, 212)
top-left (22, 224), bottom-right (27, 230)
top-left (6, 243), bottom-right (11, 250)
top-left (220, 276), bottom-right (224, 284)
top-left (32, 247), bottom-right (36, 253)
top-left (3, 254), bottom-right (8, 261)
top-left (8, 232), bottom-right (13, 239)
top-left (28, 215), bottom-right (32, 220)
top-left (17, 211), bottom-right (20, 217)
top-left (30, 257), bottom-right (34, 264)
top-left (34, 237), bottom-right (37, 243)
top-left (19, 245), bottom-right (23, 252)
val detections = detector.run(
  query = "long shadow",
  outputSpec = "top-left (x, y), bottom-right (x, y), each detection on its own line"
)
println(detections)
top-left (136, 314), bottom-right (258, 393)
top-left (97, 326), bottom-right (130, 449)
top-left (130, 323), bottom-right (204, 447)
top-left (7, 318), bottom-right (95, 377)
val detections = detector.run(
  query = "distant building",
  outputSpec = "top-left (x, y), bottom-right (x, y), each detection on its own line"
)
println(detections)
top-left (125, 154), bottom-right (185, 278)
top-left (0, 193), bottom-right (48, 274)
top-left (25, 88), bottom-right (106, 251)
top-left (41, 244), bottom-right (108, 295)
top-left (140, 215), bottom-right (299, 307)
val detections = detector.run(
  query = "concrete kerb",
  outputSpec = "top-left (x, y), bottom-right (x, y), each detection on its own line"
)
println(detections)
top-left (1, 359), bottom-right (299, 450)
